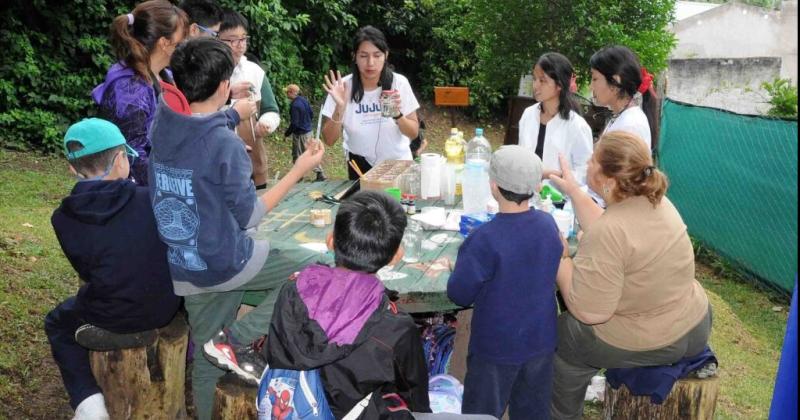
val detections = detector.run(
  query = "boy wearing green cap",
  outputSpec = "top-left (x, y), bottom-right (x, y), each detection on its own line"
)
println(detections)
top-left (44, 118), bottom-right (180, 420)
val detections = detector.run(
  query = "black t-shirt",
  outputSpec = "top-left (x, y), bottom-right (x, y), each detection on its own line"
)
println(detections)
top-left (535, 123), bottom-right (546, 160)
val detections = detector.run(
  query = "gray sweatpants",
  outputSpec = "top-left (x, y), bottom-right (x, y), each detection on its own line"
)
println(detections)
top-left (550, 306), bottom-right (712, 420)
top-left (291, 131), bottom-right (324, 175)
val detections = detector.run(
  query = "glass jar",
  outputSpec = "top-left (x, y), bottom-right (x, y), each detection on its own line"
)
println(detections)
top-left (402, 219), bottom-right (423, 263)
top-left (381, 90), bottom-right (399, 118)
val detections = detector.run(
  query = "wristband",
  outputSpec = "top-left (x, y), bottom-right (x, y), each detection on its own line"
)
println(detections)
top-left (393, 113), bottom-right (403, 121)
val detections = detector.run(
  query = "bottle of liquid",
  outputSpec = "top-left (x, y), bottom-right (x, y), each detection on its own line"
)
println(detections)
top-left (444, 128), bottom-right (466, 196)
top-left (466, 127), bottom-right (492, 167)
top-left (462, 160), bottom-right (490, 215)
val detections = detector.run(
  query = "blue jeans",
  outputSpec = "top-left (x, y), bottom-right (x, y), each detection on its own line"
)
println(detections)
top-left (462, 353), bottom-right (554, 420)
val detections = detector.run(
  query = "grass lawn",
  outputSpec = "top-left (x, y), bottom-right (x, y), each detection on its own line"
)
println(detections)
top-left (0, 104), bottom-right (790, 418)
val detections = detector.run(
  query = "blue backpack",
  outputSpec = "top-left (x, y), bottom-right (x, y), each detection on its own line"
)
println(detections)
top-left (256, 366), bottom-right (371, 420)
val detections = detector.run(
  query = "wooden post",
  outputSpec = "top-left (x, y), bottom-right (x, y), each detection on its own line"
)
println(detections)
top-left (603, 376), bottom-right (720, 420)
top-left (212, 373), bottom-right (258, 419)
top-left (88, 314), bottom-right (189, 419)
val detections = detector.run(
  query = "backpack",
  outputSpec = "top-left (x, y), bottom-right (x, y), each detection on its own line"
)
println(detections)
top-left (256, 366), bottom-right (371, 420)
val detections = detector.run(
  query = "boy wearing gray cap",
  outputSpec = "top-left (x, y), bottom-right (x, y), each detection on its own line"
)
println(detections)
top-left (447, 145), bottom-right (564, 419)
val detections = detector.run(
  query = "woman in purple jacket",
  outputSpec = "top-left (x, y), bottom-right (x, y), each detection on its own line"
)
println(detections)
top-left (92, 0), bottom-right (188, 186)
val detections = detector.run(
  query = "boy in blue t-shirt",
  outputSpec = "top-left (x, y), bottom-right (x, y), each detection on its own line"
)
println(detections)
top-left (447, 145), bottom-right (563, 419)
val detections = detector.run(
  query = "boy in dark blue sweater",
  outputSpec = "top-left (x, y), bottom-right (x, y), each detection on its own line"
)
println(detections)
top-left (149, 38), bottom-right (327, 420)
top-left (447, 145), bottom-right (563, 419)
top-left (45, 118), bottom-right (180, 419)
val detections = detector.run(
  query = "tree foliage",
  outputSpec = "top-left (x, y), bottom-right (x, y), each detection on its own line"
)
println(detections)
top-left (0, 0), bottom-right (677, 152)
top-left (463, 0), bottom-right (676, 117)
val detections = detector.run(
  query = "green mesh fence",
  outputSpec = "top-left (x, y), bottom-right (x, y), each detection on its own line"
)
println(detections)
top-left (658, 99), bottom-right (798, 294)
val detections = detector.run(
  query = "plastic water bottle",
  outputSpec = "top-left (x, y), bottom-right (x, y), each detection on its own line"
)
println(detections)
top-left (462, 160), bottom-right (490, 215)
top-left (563, 199), bottom-right (576, 238)
top-left (466, 128), bottom-right (492, 166)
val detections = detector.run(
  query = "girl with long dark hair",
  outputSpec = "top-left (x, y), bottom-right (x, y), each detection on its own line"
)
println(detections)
top-left (92, 0), bottom-right (189, 186)
top-left (321, 26), bottom-right (420, 179)
top-left (589, 45), bottom-right (660, 151)
top-left (518, 52), bottom-right (594, 185)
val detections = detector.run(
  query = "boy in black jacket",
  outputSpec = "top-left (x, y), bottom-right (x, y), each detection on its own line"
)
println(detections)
top-left (44, 118), bottom-right (180, 419)
top-left (266, 191), bottom-right (431, 418)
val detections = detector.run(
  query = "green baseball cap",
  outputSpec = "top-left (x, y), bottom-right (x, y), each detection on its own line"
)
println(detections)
top-left (63, 118), bottom-right (138, 161)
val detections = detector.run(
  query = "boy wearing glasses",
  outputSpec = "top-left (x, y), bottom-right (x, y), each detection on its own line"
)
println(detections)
top-left (179, 0), bottom-right (223, 38)
top-left (45, 118), bottom-right (180, 420)
top-left (219, 9), bottom-right (281, 190)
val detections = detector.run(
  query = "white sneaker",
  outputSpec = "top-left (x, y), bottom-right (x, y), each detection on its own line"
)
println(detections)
top-left (72, 393), bottom-right (110, 420)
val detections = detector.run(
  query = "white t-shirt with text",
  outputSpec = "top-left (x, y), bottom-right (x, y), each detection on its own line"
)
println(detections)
top-left (322, 73), bottom-right (420, 165)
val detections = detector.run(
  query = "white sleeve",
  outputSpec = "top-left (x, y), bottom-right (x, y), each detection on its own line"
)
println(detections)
top-left (321, 93), bottom-right (335, 118)
top-left (517, 106), bottom-right (538, 150)
top-left (397, 75), bottom-right (420, 116)
top-left (570, 115), bottom-right (594, 186)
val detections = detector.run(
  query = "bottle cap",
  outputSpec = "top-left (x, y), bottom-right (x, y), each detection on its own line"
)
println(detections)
top-left (476, 128), bottom-right (484, 136)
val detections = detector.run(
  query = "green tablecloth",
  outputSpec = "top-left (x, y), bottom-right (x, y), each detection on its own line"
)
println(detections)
top-left (243, 180), bottom-right (576, 313)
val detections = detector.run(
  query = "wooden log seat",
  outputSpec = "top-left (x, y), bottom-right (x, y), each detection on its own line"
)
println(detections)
top-left (86, 313), bottom-right (190, 419)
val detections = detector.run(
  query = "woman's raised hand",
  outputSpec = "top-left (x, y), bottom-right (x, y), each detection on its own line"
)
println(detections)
top-left (323, 70), bottom-right (349, 108)
top-left (548, 154), bottom-right (580, 197)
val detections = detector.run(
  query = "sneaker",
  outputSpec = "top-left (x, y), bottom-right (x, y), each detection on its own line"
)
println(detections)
top-left (314, 172), bottom-right (327, 182)
top-left (72, 393), bottom-right (110, 420)
top-left (75, 324), bottom-right (157, 351)
top-left (690, 362), bottom-right (718, 379)
top-left (203, 331), bottom-right (266, 385)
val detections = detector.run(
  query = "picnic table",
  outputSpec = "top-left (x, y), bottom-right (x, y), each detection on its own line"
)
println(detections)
top-left (243, 180), bottom-right (577, 314)
top-left (244, 180), bottom-right (463, 313)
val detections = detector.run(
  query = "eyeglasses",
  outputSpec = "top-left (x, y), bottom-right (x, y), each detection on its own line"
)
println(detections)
top-left (220, 36), bottom-right (250, 48)
top-left (195, 23), bottom-right (218, 38)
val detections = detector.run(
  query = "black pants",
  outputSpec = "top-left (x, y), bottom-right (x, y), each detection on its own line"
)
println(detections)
top-left (347, 151), bottom-right (373, 180)
top-left (44, 297), bottom-right (99, 409)
top-left (44, 296), bottom-right (175, 409)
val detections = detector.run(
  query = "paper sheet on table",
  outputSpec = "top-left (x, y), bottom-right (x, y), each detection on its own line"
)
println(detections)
top-left (299, 242), bottom-right (329, 253)
top-left (411, 209), bottom-right (462, 231)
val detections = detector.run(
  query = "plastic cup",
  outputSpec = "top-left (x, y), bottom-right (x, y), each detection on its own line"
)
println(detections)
top-left (553, 209), bottom-right (573, 239)
top-left (385, 187), bottom-right (402, 201)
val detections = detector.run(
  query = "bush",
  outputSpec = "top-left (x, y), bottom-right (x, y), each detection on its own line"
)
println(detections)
top-left (761, 78), bottom-right (798, 119)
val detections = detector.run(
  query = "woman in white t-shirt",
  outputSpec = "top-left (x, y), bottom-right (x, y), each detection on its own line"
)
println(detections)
top-left (321, 26), bottom-right (420, 179)
top-left (518, 52), bottom-right (593, 186)
top-left (589, 45), bottom-right (659, 152)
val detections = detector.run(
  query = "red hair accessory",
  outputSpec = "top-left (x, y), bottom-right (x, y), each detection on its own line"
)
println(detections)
top-left (638, 67), bottom-right (653, 94)
top-left (569, 73), bottom-right (578, 93)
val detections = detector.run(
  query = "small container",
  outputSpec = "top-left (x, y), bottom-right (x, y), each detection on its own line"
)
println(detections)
top-left (406, 194), bottom-right (417, 215)
top-left (400, 194), bottom-right (409, 213)
top-left (381, 90), bottom-right (399, 118)
top-left (385, 187), bottom-right (402, 202)
top-left (402, 219), bottom-right (423, 263)
top-left (309, 209), bottom-right (332, 227)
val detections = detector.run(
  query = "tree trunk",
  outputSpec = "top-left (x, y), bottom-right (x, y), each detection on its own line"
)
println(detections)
top-left (212, 373), bottom-right (258, 419)
top-left (89, 314), bottom-right (189, 419)
top-left (603, 376), bottom-right (720, 420)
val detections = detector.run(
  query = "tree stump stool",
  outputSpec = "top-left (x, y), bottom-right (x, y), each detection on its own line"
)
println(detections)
top-left (212, 373), bottom-right (258, 419)
top-left (603, 375), bottom-right (720, 420)
top-left (88, 314), bottom-right (189, 419)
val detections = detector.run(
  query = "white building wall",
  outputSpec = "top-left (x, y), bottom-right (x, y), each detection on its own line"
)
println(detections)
top-left (671, 1), bottom-right (798, 82)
